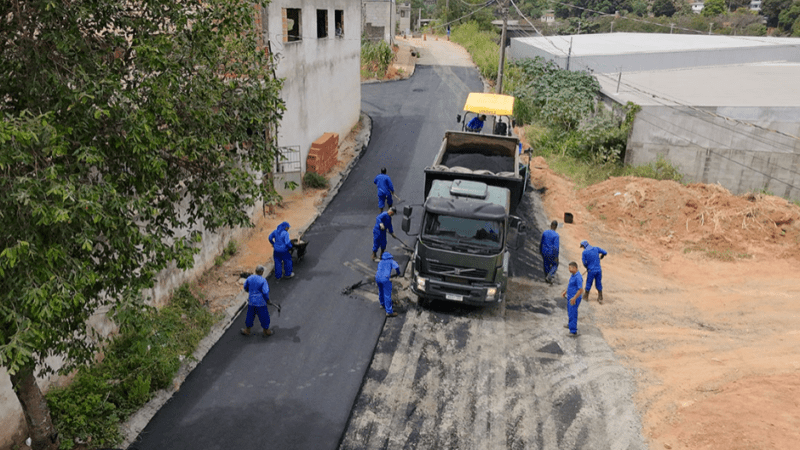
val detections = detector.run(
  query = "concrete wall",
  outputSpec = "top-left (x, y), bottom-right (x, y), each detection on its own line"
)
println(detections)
top-left (363, 0), bottom-right (396, 43)
top-left (270, 0), bottom-right (361, 184)
top-left (1, 1), bottom-right (362, 445)
top-left (625, 105), bottom-right (800, 201)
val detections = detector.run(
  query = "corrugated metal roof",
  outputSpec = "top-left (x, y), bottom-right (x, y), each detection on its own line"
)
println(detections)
top-left (514, 32), bottom-right (800, 57)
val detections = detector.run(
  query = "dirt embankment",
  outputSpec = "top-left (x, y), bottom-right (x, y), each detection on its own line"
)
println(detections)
top-left (529, 152), bottom-right (800, 450)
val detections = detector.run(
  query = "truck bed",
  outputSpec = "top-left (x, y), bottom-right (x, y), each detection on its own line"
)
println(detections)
top-left (425, 131), bottom-right (526, 212)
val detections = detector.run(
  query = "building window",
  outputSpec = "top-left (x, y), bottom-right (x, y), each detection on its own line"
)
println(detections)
top-left (335, 10), bottom-right (344, 38)
top-left (283, 8), bottom-right (301, 42)
top-left (317, 9), bottom-right (328, 38)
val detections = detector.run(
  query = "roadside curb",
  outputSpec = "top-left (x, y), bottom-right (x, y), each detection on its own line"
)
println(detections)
top-left (119, 113), bottom-right (373, 448)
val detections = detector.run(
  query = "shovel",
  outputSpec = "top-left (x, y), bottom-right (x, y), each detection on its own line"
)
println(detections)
top-left (391, 233), bottom-right (414, 252)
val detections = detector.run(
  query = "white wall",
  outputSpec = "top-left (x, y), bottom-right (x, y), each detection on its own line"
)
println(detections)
top-left (269, 0), bottom-right (362, 190)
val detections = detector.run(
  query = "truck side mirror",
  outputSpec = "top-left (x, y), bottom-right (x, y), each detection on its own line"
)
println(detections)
top-left (402, 216), bottom-right (411, 233)
top-left (456, 114), bottom-right (462, 123)
top-left (403, 205), bottom-right (413, 217)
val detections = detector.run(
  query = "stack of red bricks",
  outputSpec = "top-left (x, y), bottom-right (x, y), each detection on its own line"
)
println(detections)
top-left (306, 132), bottom-right (339, 175)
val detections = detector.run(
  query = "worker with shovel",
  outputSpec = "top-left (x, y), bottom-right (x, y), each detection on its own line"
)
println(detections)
top-left (580, 240), bottom-right (607, 304)
top-left (241, 265), bottom-right (274, 337)
top-left (373, 167), bottom-right (395, 213)
top-left (372, 207), bottom-right (396, 262)
top-left (376, 252), bottom-right (402, 317)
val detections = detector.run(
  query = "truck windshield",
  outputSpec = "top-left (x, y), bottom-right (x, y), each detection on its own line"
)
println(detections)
top-left (422, 213), bottom-right (503, 251)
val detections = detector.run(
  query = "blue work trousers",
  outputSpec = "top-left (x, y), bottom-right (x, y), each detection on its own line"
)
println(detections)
top-left (542, 254), bottom-right (558, 279)
top-left (585, 270), bottom-right (603, 293)
top-left (245, 305), bottom-right (271, 330)
top-left (273, 250), bottom-right (293, 279)
top-left (376, 278), bottom-right (394, 314)
top-left (372, 229), bottom-right (387, 253)
top-left (378, 194), bottom-right (393, 209)
top-left (567, 296), bottom-right (582, 334)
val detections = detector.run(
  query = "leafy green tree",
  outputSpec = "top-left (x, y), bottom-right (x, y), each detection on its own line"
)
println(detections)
top-left (778, 2), bottom-right (800, 33)
top-left (0, 0), bottom-right (284, 448)
top-left (761, 0), bottom-right (795, 27)
top-left (631, 0), bottom-right (650, 16)
top-left (702, 0), bottom-right (727, 16)
top-left (652, 0), bottom-right (677, 17)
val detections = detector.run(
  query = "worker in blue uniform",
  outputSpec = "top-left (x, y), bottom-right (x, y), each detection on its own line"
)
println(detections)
top-left (466, 114), bottom-right (486, 133)
top-left (376, 252), bottom-right (402, 317)
top-left (562, 262), bottom-right (584, 336)
top-left (241, 265), bottom-right (273, 337)
top-left (372, 207), bottom-right (396, 262)
top-left (580, 240), bottom-right (607, 304)
top-left (269, 221), bottom-right (294, 280)
top-left (373, 167), bottom-right (395, 212)
top-left (539, 220), bottom-right (560, 284)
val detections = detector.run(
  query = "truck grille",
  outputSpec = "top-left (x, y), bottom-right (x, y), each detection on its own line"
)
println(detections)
top-left (428, 262), bottom-right (488, 279)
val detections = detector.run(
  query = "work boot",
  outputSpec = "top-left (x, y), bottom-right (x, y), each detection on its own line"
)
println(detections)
top-left (240, 327), bottom-right (251, 336)
top-left (386, 312), bottom-right (398, 317)
top-left (287, 272), bottom-right (295, 279)
top-left (263, 328), bottom-right (273, 337)
top-left (372, 252), bottom-right (378, 262)
top-left (597, 290), bottom-right (603, 304)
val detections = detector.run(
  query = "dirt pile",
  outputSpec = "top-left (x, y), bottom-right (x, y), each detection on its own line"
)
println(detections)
top-left (578, 177), bottom-right (800, 260)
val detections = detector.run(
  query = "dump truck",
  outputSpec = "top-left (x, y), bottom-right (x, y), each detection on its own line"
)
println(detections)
top-left (400, 93), bottom-right (528, 305)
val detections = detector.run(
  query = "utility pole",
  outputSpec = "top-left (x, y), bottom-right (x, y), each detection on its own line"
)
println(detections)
top-left (566, 37), bottom-right (573, 70)
top-left (496, 0), bottom-right (509, 94)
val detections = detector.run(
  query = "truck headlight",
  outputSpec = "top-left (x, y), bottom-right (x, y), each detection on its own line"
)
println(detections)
top-left (416, 276), bottom-right (427, 292)
top-left (486, 287), bottom-right (498, 300)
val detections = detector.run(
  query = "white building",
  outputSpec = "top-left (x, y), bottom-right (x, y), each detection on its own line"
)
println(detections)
top-left (691, 1), bottom-right (704, 13)
top-left (363, 0), bottom-right (397, 44)
top-left (509, 33), bottom-right (800, 201)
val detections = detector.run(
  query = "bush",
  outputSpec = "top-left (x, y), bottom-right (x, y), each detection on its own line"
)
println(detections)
top-left (450, 22), bottom-right (500, 82)
top-left (361, 37), bottom-right (394, 78)
top-left (47, 284), bottom-right (218, 449)
top-left (215, 239), bottom-right (239, 266)
top-left (303, 171), bottom-right (328, 189)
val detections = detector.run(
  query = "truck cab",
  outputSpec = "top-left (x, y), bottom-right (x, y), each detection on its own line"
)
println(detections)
top-left (403, 179), bottom-right (522, 305)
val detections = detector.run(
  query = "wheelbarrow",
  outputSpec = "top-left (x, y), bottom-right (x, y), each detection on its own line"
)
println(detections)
top-left (290, 238), bottom-right (309, 262)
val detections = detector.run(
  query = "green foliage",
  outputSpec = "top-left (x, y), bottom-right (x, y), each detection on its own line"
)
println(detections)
top-left (46, 284), bottom-right (218, 449)
top-left (510, 57), bottom-right (601, 130)
top-left (622, 155), bottom-right (684, 182)
top-left (778, 2), bottom-right (800, 34)
top-left (214, 240), bottom-right (239, 266)
top-left (652, 0), bottom-right (676, 17)
top-left (361, 38), bottom-right (394, 78)
top-left (450, 22), bottom-right (500, 82)
top-left (761, 0), bottom-right (795, 27)
top-left (702, 0), bottom-right (726, 16)
top-left (1, 0), bottom-right (284, 400)
top-left (303, 171), bottom-right (329, 189)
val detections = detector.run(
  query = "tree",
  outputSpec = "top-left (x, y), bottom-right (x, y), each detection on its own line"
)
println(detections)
top-left (760, 0), bottom-right (795, 27)
top-left (702, 0), bottom-right (727, 16)
top-left (778, 2), bottom-right (800, 33)
top-left (0, 0), bottom-right (284, 448)
top-left (652, 0), bottom-right (677, 17)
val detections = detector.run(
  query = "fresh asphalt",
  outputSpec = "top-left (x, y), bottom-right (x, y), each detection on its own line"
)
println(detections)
top-left (128, 65), bottom-right (485, 448)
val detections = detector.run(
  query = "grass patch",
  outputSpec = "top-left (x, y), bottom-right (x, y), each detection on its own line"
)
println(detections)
top-left (214, 239), bottom-right (239, 266)
top-left (361, 38), bottom-right (394, 79)
top-left (683, 246), bottom-right (753, 261)
top-left (303, 171), bottom-right (328, 189)
top-left (47, 285), bottom-right (220, 449)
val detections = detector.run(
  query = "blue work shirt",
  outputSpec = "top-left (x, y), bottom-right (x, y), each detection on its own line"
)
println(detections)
top-left (243, 274), bottom-right (270, 307)
top-left (466, 116), bottom-right (484, 132)
top-left (374, 212), bottom-right (394, 235)
top-left (376, 253), bottom-right (401, 282)
top-left (269, 221), bottom-right (293, 253)
top-left (373, 174), bottom-right (394, 197)
top-left (582, 244), bottom-right (608, 272)
top-left (540, 229), bottom-right (559, 257)
top-left (567, 271), bottom-right (583, 301)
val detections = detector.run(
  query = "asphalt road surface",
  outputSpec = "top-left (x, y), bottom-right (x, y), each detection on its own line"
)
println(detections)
top-left (339, 56), bottom-right (648, 448)
top-left (128, 54), bottom-right (482, 450)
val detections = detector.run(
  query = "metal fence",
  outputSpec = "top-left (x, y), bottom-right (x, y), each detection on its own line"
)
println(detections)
top-left (276, 146), bottom-right (301, 173)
